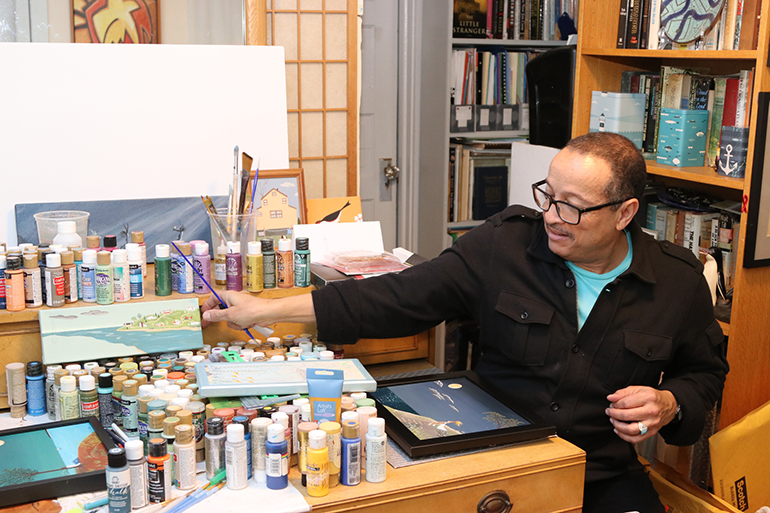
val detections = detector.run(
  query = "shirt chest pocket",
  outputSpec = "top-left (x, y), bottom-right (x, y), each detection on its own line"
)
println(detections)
top-left (495, 291), bottom-right (554, 366)
top-left (603, 331), bottom-right (672, 391)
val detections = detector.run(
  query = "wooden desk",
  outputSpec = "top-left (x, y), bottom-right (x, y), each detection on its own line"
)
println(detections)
top-left (290, 437), bottom-right (585, 513)
top-left (0, 265), bottom-right (433, 409)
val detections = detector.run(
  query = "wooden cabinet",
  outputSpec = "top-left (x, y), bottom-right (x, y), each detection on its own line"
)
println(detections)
top-left (572, 0), bottom-right (770, 427)
top-left (292, 436), bottom-right (585, 513)
top-left (0, 266), bottom-right (432, 410)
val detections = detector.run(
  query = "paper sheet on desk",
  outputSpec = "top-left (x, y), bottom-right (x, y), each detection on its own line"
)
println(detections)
top-left (292, 221), bottom-right (384, 263)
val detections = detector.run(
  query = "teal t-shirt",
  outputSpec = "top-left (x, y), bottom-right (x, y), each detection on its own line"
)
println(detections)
top-left (565, 230), bottom-right (633, 330)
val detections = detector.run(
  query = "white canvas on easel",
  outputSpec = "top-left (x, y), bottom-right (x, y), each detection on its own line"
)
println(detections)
top-left (0, 43), bottom-right (289, 243)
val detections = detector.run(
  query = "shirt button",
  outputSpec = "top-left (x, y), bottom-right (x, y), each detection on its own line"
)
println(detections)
top-left (550, 402), bottom-right (560, 412)
top-left (520, 312), bottom-right (529, 320)
top-left (647, 348), bottom-right (653, 357)
top-left (565, 279), bottom-right (575, 288)
top-left (571, 344), bottom-right (580, 354)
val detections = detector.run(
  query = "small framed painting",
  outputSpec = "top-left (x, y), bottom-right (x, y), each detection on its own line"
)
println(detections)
top-left (72, 0), bottom-right (160, 44)
top-left (249, 168), bottom-right (308, 231)
top-left (370, 371), bottom-right (556, 458)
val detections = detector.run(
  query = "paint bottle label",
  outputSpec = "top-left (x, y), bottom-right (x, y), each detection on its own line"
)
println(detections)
top-left (26, 378), bottom-right (46, 416)
top-left (148, 458), bottom-right (171, 503)
top-left (214, 256), bottom-right (226, 285)
top-left (129, 460), bottom-right (149, 509)
top-left (60, 392), bottom-right (80, 420)
top-left (276, 250), bottom-right (294, 288)
top-left (266, 450), bottom-right (288, 478)
top-left (171, 254), bottom-right (179, 291)
top-left (294, 251), bottom-right (310, 287)
top-left (113, 393), bottom-right (124, 426)
top-left (193, 255), bottom-right (211, 294)
top-left (0, 274), bottom-right (5, 310)
top-left (44, 269), bottom-right (65, 307)
top-left (122, 397), bottom-right (139, 435)
top-left (113, 265), bottom-right (129, 302)
top-left (106, 466), bottom-right (131, 513)
top-left (263, 254), bottom-right (276, 289)
top-left (129, 263), bottom-right (144, 298)
top-left (174, 445), bottom-right (197, 490)
top-left (81, 265), bottom-right (96, 302)
top-left (178, 260), bottom-right (194, 294)
top-left (246, 254), bottom-right (264, 292)
top-left (80, 390), bottom-right (100, 418)
top-left (96, 266), bottom-right (114, 304)
top-left (47, 380), bottom-right (59, 421)
top-left (6, 272), bottom-right (27, 311)
top-left (342, 440), bottom-right (361, 485)
top-left (225, 254), bottom-right (243, 291)
top-left (99, 391), bottom-right (114, 428)
top-left (64, 267), bottom-right (78, 303)
top-left (23, 268), bottom-right (43, 307)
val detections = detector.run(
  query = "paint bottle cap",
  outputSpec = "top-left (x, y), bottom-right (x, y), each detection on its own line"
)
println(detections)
top-left (134, 374), bottom-right (148, 386)
top-left (6, 255), bottom-right (21, 271)
top-left (216, 243), bottom-right (226, 257)
top-left (350, 392), bottom-right (367, 401)
top-left (357, 406), bottom-right (377, 417)
top-left (270, 355), bottom-right (285, 362)
top-left (232, 416), bottom-right (250, 433)
top-left (178, 242), bottom-right (192, 256)
top-left (138, 396), bottom-right (153, 413)
top-left (149, 410), bottom-right (166, 429)
top-left (96, 251), bottom-right (111, 266)
top-left (227, 423), bottom-right (245, 443)
top-left (154, 379), bottom-right (170, 390)
top-left (45, 364), bottom-right (62, 379)
top-left (57, 221), bottom-right (77, 234)
top-left (108, 447), bottom-right (127, 468)
top-left (97, 372), bottom-right (113, 389)
top-left (125, 439), bottom-right (144, 461)
top-left (60, 375), bottom-right (77, 392)
top-left (247, 241), bottom-right (261, 255)
top-left (300, 403), bottom-right (312, 422)
top-left (319, 421), bottom-right (341, 435)
top-left (149, 438), bottom-right (167, 457)
top-left (131, 231), bottom-right (145, 243)
top-left (126, 245), bottom-right (142, 263)
top-left (60, 250), bottom-right (74, 266)
top-left (86, 235), bottom-right (100, 249)
top-left (166, 405), bottom-right (182, 419)
top-left (45, 252), bottom-right (61, 268)
top-left (367, 417), bottom-right (385, 437)
top-left (355, 398), bottom-right (376, 408)
top-left (207, 416), bottom-right (224, 435)
top-left (308, 429), bottom-right (327, 449)
top-left (156, 244), bottom-right (170, 258)
top-left (164, 384), bottom-right (181, 395)
top-left (277, 236), bottom-right (292, 252)
top-left (260, 238), bottom-right (274, 253)
top-left (164, 417), bottom-right (180, 437)
top-left (320, 350), bottom-right (335, 360)
top-left (267, 422), bottom-right (285, 443)
top-left (84, 362), bottom-right (99, 372)
top-left (297, 421), bottom-right (318, 435)
top-left (278, 404), bottom-right (299, 417)
top-left (82, 249), bottom-right (97, 265)
top-left (22, 253), bottom-right (38, 269)
top-left (72, 247), bottom-right (84, 260)
top-left (25, 361), bottom-right (42, 378)
top-left (148, 399), bottom-right (168, 412)
top-left (271, 411), bottom-right (289, 429)
top-left (175, 424), bottom-right (194, 444)
top-left (176, 408), bottom-right (193, 425)
top-left (103, 235), bottom-right (117, 249)
top-left (123, 379), bottom-right (139, 396)
top-left (54, 369), bottom-right (70, 386)
top-left (112, 249), bottom-right (127, 264)
top-left (79, 374), bottom-right (96, 391)
top-left (214, 408), bottom-right (235, 424)
top-left (112, 375), bottom-right (128, 392)
top-left (194, 242), bottom-right (210, 256)
top-left (250, 417), bottom-right (273, 434)
top-left (296, 237), bottom-right (309, 251)
top-left (226, 241), bottom-right (241, 254)
top-left (341, 420), bottom-right (360, 439)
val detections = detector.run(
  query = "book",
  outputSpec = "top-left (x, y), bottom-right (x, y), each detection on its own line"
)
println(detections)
top-left (644, 75), bottom-right (661, 153)
top-left (688, 75), bottom-right (712, 111)
top-left (735, 69), bottom-right (752, 127)
top-left (738, 0), bottom-right (760, 49)
top-left (656, 108), bottom-right (709, 167)
top-left (472, 165), bottom-right (509, 219)
top-left (646, 0), bottom-right (661, 49)
top-left (639, 0), bottom-right (650, 48)
top-left (646, 202), bottom-right (670, 240)
top-left (626, 0), bottom-right (643, 47)
top-left (733, 0), bottom-right (744, 50)
top-left (717, 126), bottom-right (750, 178)
top-left (683, 212), bottom-right (720, 257)
top-left (722, 0), bottom-right (738, 50)
top-left (617, 0), bottom-right (630, 47)
top-left (589, 91), bottom-right (647, 148)
top-left (721, 77), bottom-right (741, 127)
top-left (453, 0), bottom-right (488, 38)
top-left (707, 77), bottom-right (727, 166)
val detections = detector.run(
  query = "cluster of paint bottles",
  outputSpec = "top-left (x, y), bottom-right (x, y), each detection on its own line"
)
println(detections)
top-left (212, 235), bottom-right (311, 292)
top-left (0, 229), bottom-right (147, 312)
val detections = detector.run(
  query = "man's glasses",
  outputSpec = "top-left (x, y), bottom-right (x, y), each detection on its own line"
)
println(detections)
top-left (531, 179), bottom-right (630, 225)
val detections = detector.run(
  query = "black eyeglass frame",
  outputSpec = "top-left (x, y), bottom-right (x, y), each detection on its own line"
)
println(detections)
top-left (531, 179), bottom-right (632, 225)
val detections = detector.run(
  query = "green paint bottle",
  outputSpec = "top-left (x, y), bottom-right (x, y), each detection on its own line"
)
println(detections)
top-left (155, 244), bottom-right (172, 296)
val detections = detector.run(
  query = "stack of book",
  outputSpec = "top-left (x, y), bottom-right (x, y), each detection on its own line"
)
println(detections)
top-left (616, 0), bottom-right (761, 50)
top-left (453, 0), bottom-right (579, 41)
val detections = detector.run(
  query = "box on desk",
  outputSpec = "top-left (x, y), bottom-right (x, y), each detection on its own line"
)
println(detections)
top-left (589, 91), bottom-right (646, 149)
top-left (656, 108), bottom-right (709, 167)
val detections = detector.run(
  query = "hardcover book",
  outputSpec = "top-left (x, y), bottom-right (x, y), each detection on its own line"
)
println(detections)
top-left (453, 0), bottom-right (488, 38)
top-left (472, 165), bottom-right (509, 219)
top-left (589, 91), bottom-right (646, 148)
top-left (656, 108), bottom-right (709, 167)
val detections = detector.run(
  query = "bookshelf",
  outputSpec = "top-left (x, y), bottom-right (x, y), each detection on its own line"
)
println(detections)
top-left (572, 0), bottom-right (770, 428)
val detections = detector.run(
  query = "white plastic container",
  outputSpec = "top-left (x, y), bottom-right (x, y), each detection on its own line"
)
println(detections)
top-left (52, 221), bottom-right (84, 248)
top-left (34, 211), bottom-right (89, 245)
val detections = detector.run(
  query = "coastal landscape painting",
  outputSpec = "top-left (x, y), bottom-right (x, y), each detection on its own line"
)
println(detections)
top-left (39, 299), bottom-right (203, 364)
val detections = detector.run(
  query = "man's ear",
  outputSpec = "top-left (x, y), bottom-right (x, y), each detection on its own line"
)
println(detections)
top-left (616, 198), bottom-right (639, 231)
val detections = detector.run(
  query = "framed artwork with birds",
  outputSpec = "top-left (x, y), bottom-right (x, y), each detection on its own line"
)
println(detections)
top-left (306, 196), bottom-right (363, 224)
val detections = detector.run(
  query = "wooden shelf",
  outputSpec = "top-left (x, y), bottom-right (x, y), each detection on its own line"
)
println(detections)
top-left (449, 130), bottom-right (529, 139)
top-left (452, 38), bottom-right (568, 47)
top-left (579, 48), bottom-right (758, 60)
top-left (645, 163), bottom-right (746, 190)
top-left (718, 320), bottom-right (730, 337)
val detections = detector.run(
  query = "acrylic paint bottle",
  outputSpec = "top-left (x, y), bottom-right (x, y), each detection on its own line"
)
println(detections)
top-left (147, 438), bottom-right (172, 503)
top-left (357, 405), bottom-right (377, 466)
top-left (53, 221), bottom-right (83, 248)
top-left (340, 419), bottom-right (361, 486)
top-left (122, 380), bottom-right (140, 438)
top-left (103, 235), bottom-right (118, 252)
top-left (60, 251), bottom-right (78, 304)
top-left (126, 244), bottom-right (144, 299)
top-left (52, 369), bottom-right (69, 421)
top-left (250, 417), bottom-right (272, 484)
top-left (176, 242), bottom-right (194, 294)
top-left (112, 375), bottom-right (127, 427)
top-left (320, 421), bottom-right (341, 487)
top-left (214, 243), bottom-right (227, 286)
top-left (98, 373), bottom-right (115, 429)
top-left (86, 235), bottom-right (101, 251)
top-left (22, 253), bottom-right (42, 308)
top-left (365, 417), bottom-right (387, 483)
top-left (95, 251), bottom-right (114, 305)
top-left (261, 238), bottom-right (276, 289)
top-left (5, 255), bottom-right (26, 312)
top-left (193, 242), bottom-right (211, 294)
top-left (59, 375), bottom-right (80, 420)
top-left (106, 447), bottom-right (131, 513)
top-left (81, 249), bottom-right (97, 303)
top-left (38, 248), bottom-right (51, 306)
top-left (131, 231), bottom-right (147, 277)
top-left (79, 374), bottom-right (100, 419)
top-left (232, 416), bottom-right (252, 479)
top-left (25, 361), bottom-right (46, 417)
top-left (125, 439), bottom-right (148, 510)
top-left (225, 241), bottom-right (243, 291)
top-left (148, 410), bottom-right (166, 455)
top-left (276, 236), bottom-right (294, 288)
top-left (112, 249), bottom-right (130, 302)
top-left (163, 417), bottom-right (179, 484)
top-left (265, 422), bottom-right (288, 490)
top-left (0, 255), bottom-right (6, 310)
top-left (205, 416), bottom-right (226, 479)
top-left (170, 242), bottom-right (180, 292)
top-left (306, 429), bottom-right (330, 497)
top-left (43, 253), bottom-right (65, 308)
top-left (154, 244), bottom-right (172, 296)
top-left (225, 423), bottom-right (248, 490)
top-left (45, 365), bottom-right (62, 421)
top-left (294, 237), bottom-right (311, 288)
top-left (174, 424), bottom-right (197, 490)
top-left (246, 241), bottom-right (263, 292)
top-left (5, 362), bottom-right (27, 418)
top-left (73, 248), bottom-right (84, 299)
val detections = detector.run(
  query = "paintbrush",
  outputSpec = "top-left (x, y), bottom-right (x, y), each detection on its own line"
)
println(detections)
top-left (202, 196), bottom-right (232, 243)
top-left (248, 157), bottom-right (261, 215)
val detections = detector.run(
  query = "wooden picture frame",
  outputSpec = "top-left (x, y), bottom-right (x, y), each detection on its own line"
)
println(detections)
top-left (370, 370), bottom-right (556, 458)
top-left (745, 92), bottom-right (770, 268)
top-left (72, 0), bottom-right (160, 44)
top-left (249, 168), bottom-right (308, 232)
top-left (0, 417), bottom-right (116, 508)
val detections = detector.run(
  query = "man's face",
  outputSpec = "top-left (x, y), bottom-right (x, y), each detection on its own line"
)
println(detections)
top-left (541, 148), bottom-right (628, 271)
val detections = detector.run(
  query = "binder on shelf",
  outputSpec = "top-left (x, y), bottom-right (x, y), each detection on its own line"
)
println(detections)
top-left (497, 104), bottom-right (520, 130)
top-left (450, 105), bottom-right (475, 133)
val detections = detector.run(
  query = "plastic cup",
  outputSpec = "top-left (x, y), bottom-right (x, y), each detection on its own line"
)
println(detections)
top-left (208, 212), bottom-right (259, 267)
top-left (33, 211), bottom-right (89, 245)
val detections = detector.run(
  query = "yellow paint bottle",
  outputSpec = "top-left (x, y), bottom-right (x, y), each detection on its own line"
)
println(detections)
top-left (306, 429), bottom-right (329, 497)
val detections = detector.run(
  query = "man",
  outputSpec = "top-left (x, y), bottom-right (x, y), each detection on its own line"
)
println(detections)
top-left (202, 132), bottom-right (729, 512)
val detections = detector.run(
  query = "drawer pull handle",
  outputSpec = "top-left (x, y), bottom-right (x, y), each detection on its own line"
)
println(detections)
top-left (477, 490), bottom-right (512, 513)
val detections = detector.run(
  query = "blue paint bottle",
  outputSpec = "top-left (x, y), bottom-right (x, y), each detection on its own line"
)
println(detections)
top-left (81, 249), bottom-right (97, 303)
top-left (106, 447), bottom-right (132, 513)
top-left (265, 423), bottom-right (288, 489)
top-left (340, 420), bottom-right (361, 486)
top-left (233, 416), bottom-right (252, 480)
top-left (25, 361), bottom-right (46, 416)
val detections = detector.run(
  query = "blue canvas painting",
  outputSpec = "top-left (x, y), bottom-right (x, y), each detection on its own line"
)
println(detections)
top-left (15, 196), bottom-right (228, 262)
